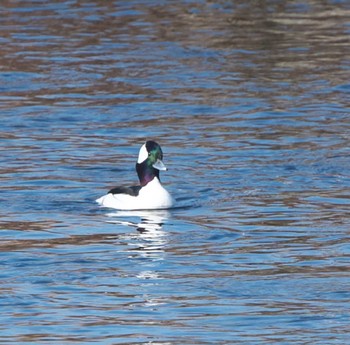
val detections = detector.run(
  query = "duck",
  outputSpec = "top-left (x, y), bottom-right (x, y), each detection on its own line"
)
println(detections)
top-left (96, 141), bottom-right (174, 210)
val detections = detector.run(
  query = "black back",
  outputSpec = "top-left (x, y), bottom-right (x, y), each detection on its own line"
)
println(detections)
top-left (108, 185), bottom-right (142, 197)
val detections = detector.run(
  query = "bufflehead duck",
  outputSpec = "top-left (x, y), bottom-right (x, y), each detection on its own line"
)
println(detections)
top-left (96, 141), bottom-right (174, 210)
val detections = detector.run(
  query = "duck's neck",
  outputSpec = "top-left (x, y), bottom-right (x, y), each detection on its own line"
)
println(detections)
top-left (136, 162), bottom-right (160, 187)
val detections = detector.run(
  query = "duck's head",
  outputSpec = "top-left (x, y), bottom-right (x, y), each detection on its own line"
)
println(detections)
top-left (136, 141), bottom-right (167, 186)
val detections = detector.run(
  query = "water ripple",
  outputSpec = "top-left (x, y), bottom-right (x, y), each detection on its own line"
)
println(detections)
top-left (1, 0), bottom-right (349, 343)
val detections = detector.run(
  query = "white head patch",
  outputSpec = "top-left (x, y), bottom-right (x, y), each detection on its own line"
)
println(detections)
top-left (137, 143), bottom-right (148, 163)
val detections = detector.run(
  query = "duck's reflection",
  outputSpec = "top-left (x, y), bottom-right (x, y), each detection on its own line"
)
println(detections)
top-left (105, 210), bottom-right (170, 253)
top-left (106, 209), bottom-right (169, 232)
top-left (105, 210), bottom-right (171, 308)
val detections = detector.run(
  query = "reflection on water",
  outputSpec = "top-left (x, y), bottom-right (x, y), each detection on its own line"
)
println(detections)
top-left (1, 0), bottom-right (350, 344)
top-left (106, 210), bottom-right (170, 309)
top-left (106, 210), bottom-right (169, 260)
top-left (106, 209), bottom-right (170, 233)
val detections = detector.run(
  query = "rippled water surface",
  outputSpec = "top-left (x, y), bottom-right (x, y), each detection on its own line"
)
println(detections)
top-left (1, 0), bottom-right (350, 343)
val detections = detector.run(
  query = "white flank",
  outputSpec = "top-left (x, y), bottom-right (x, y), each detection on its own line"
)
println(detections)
top-left (96, 178), bottom-right (174, 210)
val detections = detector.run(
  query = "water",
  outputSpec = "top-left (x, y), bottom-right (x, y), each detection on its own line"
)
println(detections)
top-left (1, 0), bottom-right (350, 343)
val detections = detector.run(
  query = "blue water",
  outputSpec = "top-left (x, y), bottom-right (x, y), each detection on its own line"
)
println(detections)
top-left (1, 0), bottom-right (350, 344)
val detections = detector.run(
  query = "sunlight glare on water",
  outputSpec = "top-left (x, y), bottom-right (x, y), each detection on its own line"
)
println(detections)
top-left (0, 0), bottom-right (350, 344)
